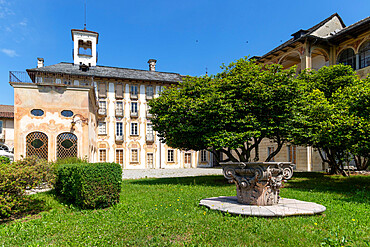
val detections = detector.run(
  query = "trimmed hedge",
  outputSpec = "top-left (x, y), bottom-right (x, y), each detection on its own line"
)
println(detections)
top-left (55, 163), bottom-right (122, 209)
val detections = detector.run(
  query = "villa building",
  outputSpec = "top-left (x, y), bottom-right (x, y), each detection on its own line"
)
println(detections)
top-left (9, 28), bottom-right (214, 169)
top-left (250, 13), bottom-right (369, 171)
top-left (4, 13), bottom-right (369, 171)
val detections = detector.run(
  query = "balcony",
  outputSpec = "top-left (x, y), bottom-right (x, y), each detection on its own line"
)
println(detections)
top-left (115, 135), bottom-right (124, 142)
top-left (146, 111), bottom-right (152, 118)
top-left (130, 93), bottom-right (138, 100)
top-left (130, 111), bottom-right (138, 118)
top-left (146, 134), bottom-right (154, 142)
top-left (98, 108), bottom-right (107, 116)
top-left (9, 71), bottom-right (93, 86)
top-left (115, 109), bottom-right (123, 117)
top-left (146, 94), bottom-right (153, 100)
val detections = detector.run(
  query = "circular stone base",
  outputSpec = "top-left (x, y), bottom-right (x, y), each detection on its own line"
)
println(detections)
top-left (199, 196), bottom-right (326, 217)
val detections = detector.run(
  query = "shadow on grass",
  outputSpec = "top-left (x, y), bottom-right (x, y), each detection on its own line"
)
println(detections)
top-left (128, 172), bottom-right (369, 204)
top-left (285, 172), bottom-right (369, 204)
top-left (0, 195), bottom-right (51, 225)
top-left (127, 175), bottom-right (230, 187)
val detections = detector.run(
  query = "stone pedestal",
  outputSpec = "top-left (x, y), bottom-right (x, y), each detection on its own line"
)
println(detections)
top-left (221, 162), bottom-right (294, 206)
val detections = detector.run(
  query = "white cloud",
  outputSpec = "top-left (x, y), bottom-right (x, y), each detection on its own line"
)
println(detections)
top-left (0, 0), bottom-right (13, 18)
top-left (19, 19), bottom-right (27, 26)
top-left (1, 48), bottom-right (18, 57)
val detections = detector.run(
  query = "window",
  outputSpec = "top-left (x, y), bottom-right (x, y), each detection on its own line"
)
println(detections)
top-left (99, 149), bottom-right (107, 162)
top-left (116, 149), bottom-right (124, 165)
top-left (287, 145), bottom-right (296, 164)
top-left (146, 123), bottom-right (154, 142)
top-left (131, 149), bottom-right (138, 162)
top-left (57, 132), bottom-right (78, 159)
top-left (116, 101), bottom-right (123, 116)
top-left (267, 147), bottom-right (275, 162)
top-left (98, 122), bottom-right (106, 135)
top-left (99, 101), bottom-right (106, 115)
top-left (131, 123), bottom-right (138, 136)
top-left (337, 48), bottom-right (356, 70)
top-left (359, 41), bottom-right (370, 69)
top-left (61, 110), bottom-right (73, 118)
top-left (146, 123), bottom-right (153, 135)
top-left (146, 86), bottom-right (154, 98)
top-left (168, 149), bottom-right (174, 162)
top-left (78, 40), bottom-right (92, 56)
top-left (131, 85), bottom-right (138, 98)
top-left (158, 86), bottom-right (166, 95)
top-left (98, 82), bottom-right (107, 98)
top-left (116, 122), bottom-right (123, 137)
top-left (31, 109), bottom-right (44, 117)
top-left (185, 153), bottom-right (191, 164)
top-left (26, 132), bottom-right (48, 160)
top-left (147, 153), bottom-right (154, 168)
top-left (116, 83), bottom-right (123, 98)
top-left (200, 150), bottom-right (207, 162)
top-left (0, 120), bottom-right (2, 134)
top-left (131, 102), bottom-right (138, 113)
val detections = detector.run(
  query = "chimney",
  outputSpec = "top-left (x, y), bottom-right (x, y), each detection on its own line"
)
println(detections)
top-left (148, 59), bottom-right (157, 71)
top-left (37, 58), bottom-right (44, 68)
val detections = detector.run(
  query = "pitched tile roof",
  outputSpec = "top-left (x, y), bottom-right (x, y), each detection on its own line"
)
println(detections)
top-left (0, 105), bottom-right (14, 118)
top-left (256, 13), bottom-right (346, 61)
top-left (27, 63), bottom-right (182, 83)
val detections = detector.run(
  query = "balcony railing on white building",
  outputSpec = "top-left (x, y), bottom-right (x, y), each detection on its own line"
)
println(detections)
top-left (115, 109), bottom-right (123, 117)
top-left (130, 111), bottom-right (138, 118)
top-left (146, 111), bottom-right (152, 118)
top-left (98, 108), bottom-right (107, 116)
top-left (115, 135), bottom-right (124, 142)
top-left (9, 71), bottom-right (94, 86)
top-left (130, 93), bottom-right (138, 100)
top-left (146, 134), bottom-right (154, 142)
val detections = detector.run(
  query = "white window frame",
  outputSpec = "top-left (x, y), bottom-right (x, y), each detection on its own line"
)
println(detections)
top-left (146, 86), bottom-right (154, 97)
top-left (130, 122), bottom-right (138, 136)
top-left (98, 122), bottom-right (107, 135)
top-left (146, 123), bottom-right (153, 135)
top-left (131, 102), bottom-right (138, 113)
top-left (200, 150), bottom-right (207, 162)
top-left (116, 122), bottom-right (123, 137)
top-left (0, 120), bottom-right (3, 133)
top-left (116, 101), bottom-right (123, 111)
top-left (131, 85), bottom-right (138, 96)
top-left (168, 149), bottom-right (174, 162)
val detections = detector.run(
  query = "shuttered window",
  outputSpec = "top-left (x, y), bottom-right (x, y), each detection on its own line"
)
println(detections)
top-left (116, 83), bottom-right (123, 98)
top-left (98, 82), bottom-right (107, 98)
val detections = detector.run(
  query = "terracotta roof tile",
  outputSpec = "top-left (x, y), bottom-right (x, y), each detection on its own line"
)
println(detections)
top-left (0, 105), bottom-right (14, 118)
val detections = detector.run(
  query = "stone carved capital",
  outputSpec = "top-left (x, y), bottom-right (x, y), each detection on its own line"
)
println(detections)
top-left (221, 162), bottom-right (294, 206)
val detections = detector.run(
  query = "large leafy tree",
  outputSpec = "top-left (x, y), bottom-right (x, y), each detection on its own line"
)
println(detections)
top-left (149, 58), bottom-right (298, 162)
top-left (291, 65), bottom-right (369, 175)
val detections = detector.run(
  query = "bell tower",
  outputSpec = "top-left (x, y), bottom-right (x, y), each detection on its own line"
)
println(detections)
top-left (71, 29), bottom-right (99, 67)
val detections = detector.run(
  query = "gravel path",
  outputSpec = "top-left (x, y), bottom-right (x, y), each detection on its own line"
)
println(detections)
top-left (122, 168), bottom-right (223, 179)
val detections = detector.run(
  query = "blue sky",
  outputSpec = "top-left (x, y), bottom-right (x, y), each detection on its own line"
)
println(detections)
top-left (0, 0), bottom-right (369, 105)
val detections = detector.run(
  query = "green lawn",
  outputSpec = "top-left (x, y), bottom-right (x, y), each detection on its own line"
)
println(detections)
top-left (0, 173), bottom-right (369, 246)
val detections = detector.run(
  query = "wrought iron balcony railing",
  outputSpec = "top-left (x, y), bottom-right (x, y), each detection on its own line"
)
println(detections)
top-left (9, 71), bottom-right (93, 87)
top-left (115, 135), bottom-right (124, 142)
top-left (98, 108), bottom-right (106, 115)
top-left (115, 109), bottom-right (123, 117)
top-left (130, 111), bottom-right (138, 118)
top-left (146, 134), bottom-right (154, 142)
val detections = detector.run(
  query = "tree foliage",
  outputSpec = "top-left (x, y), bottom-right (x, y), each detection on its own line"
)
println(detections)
top-left (291, 65), bottom-right (369, 175)
top-left (149, 58), bottom-right (298, 162)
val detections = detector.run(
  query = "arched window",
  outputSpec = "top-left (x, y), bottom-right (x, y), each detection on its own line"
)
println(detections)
top-left (0, 144), bottom-right (9, 151)
top-left (57, 132), bottom-right (78, 159)
top-left (78, 40), bottom-right (92, 56)
top-left (337, 48), bottom-right (356, 70)
top-left (26, 132), bottom-right (48, 160)
top-left (359, 41), bottom-right (370, 69)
